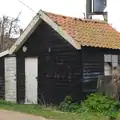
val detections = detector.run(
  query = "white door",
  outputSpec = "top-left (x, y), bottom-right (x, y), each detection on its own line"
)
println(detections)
top-left (5, 57), bottom-right (16, 102)
top-left (25, 57), bottom-right (38, 104)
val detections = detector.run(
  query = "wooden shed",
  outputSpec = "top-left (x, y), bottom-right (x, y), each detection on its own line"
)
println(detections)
top-left (1, 10), bottom-right (120, 104)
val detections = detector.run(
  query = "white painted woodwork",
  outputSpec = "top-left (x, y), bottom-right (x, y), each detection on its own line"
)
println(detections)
top-left (5, 57), bottom-right (16, 102)
top-left (25, 57), bottom-right (38, 104)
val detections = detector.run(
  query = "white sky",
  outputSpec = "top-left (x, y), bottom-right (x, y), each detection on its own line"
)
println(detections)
top-left (1, 0), bottom-right (120, 32)
top-left (0, 0), bottom-right (86, 29)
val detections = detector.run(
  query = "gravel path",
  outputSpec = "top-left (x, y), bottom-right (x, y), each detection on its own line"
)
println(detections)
top-left (0, 110), bottom-right (48, 120)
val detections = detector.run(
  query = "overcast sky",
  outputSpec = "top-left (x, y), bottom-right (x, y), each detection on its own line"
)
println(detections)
top-left (0, 0), bottom-right (86, 29)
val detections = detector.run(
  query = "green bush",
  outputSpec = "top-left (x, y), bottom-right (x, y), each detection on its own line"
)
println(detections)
top-left (59, 93), bottom-right (120, 119)
top-left (0, 100), bottom-right (13, 105)
top-left (59, 96), bottom-right (79, 112)
top-left (83, 93), bottom-right (120, 118)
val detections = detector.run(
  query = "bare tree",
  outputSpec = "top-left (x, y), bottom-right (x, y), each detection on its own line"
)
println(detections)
top-left (0, 12), bottom-right (21, 50)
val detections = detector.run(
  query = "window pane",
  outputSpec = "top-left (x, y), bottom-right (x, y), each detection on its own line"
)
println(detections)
top-left (112, 62), bottom-right (118, 68)
top-left (112, 55), bottom-right (118, 63)
top-left (104, 55), bottom-right (111, 62)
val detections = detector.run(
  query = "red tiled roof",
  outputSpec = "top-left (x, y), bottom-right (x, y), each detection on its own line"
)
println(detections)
top-left (44, 11), bottom-right (120, 49)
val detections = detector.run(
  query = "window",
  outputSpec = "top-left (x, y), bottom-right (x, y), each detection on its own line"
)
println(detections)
top-left (104, 54), bottom-right (119, 75)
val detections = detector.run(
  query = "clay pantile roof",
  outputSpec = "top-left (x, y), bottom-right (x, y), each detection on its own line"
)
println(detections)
top-left (44, 11), bottom-right (120, 49)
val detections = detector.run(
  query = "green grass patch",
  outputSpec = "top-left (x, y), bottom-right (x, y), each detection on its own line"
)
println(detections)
top-left (0, 100), bottom-right (109, 120)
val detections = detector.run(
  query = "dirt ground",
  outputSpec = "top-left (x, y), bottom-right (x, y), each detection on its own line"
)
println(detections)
top-left (0, 110), bottom-right (48, 120)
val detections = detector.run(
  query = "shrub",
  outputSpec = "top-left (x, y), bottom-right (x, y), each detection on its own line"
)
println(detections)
top-left (82, 93), bottom-right (120, 118)
top-left (0, 100), bottom-right (13, 105)
top-left (59, 93), bottom-right (120, 119)
top-left (59, 96), bottom-right (79, 112)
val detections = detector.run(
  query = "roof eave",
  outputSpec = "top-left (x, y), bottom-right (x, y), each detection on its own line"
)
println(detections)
top-left (0, 50), bottom-right (9, 57)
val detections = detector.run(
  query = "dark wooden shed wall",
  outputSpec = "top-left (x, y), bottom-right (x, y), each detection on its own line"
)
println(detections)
top-left (16, 57), bottom-right (25, 103)
top-left (0, 58), bottom-right (5, 99)
top-left (81, 47), bottom-right (104, 98)
top-left (81, 47), bottom-right (120, 98)
top-left (16, 21), bottom-right (82, 104)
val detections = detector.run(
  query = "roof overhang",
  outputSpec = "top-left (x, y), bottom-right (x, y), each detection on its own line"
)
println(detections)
top-left (0, 50), bottom-right (9, 57)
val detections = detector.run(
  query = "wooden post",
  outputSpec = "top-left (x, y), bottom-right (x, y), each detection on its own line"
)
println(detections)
top-left (97, 75), bottom-right (112, 97)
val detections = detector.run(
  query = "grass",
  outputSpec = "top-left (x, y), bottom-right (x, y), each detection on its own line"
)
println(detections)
top-left (0, 101), bottom-right (109, 120)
